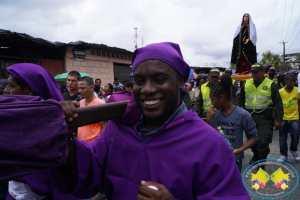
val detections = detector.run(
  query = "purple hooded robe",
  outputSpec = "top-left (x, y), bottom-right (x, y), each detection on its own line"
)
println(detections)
top-left (2, 63), bottom-right (79, 199)
top-left (51, 42), bottom-right (250, 199)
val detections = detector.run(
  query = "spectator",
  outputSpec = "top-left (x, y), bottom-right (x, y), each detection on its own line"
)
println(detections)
top-left (94, 84), bottom-right (100, 97)
top-left (62, 71), bottom-right (82, 101)
top-left (78, 77), bottom-right (106, 142)
top-left (101, 83), bottom-right (113, 103)
top-left (95, 78), bottom-right (104, 91)
top-left (194, 68), bottom-right (220, 119)
top-left (206, 74), bottom-right (258, 172)
top-left (124, 82), bottom-right (133, 92)
top-left (191, 77), bottom-right (206, 104)
top-left (278, 74), bottom-right (300, 161)
top-left (113, 77), bottom-right (124, 88)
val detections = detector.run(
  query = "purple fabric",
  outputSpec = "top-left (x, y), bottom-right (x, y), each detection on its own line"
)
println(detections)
top-left (0, 95), bottom-right (68, 182)
top-left (132, 42), bottom-right (190, 82)
top-left (52, 110), bottom-right (250, 199)
top-left (105, 91), bottom-right (142, 125)
top-left (7, 63), bottom-right (63, 101)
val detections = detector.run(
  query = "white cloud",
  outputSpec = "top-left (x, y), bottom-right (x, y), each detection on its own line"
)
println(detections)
top-left (0, 0), bottom-right (299, 67)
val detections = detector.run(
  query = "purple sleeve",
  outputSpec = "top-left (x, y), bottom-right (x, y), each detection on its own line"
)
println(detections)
top-left (0, 95), bottom-right (68, 182)
top-left (52, 121), bottom-right (113, 199)
top-left (192, 124), bottom-right (251, 199)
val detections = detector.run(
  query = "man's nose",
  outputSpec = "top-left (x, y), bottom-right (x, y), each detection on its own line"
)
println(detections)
top-left (4, 85), bottom-right (10, 94)
top-left (141, 81), bottom-right (156, 95)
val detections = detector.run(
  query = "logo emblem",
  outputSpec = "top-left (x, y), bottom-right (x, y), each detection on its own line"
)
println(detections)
top-left (263, 86), bottom-right (267, 90)
top-left (242, 159), bottom-right (299, 199)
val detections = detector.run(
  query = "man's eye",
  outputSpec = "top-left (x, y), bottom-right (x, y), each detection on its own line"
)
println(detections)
top-left (134, 79), bottom-right (144, 85)
top-left (155, 78), bottom-right (167, 83)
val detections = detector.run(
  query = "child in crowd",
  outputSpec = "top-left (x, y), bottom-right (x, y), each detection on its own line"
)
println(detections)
top-left (206, 74), bottom-right (258, 172)
top-left (278, 73), bottom-right (300, 161)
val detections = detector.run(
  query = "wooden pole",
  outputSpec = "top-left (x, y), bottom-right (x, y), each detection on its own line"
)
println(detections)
top-left (67, 100), bottom-right (128, 129)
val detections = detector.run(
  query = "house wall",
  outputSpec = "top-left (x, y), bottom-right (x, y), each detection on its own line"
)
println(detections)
top-left (65, 47), bottom-right (131, 85)
top-left (41, 59), bottom-right (64, 76)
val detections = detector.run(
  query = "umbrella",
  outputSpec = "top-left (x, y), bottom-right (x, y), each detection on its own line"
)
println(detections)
top-left (188, 69), bottom-right (198, 79)
top-left (54, 72), bottom-right (93, 81)
top-left (285, 70), bottom-right (299, 74)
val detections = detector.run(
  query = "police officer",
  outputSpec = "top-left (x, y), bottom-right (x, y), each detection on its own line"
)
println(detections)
top-left (224, 68), bottom-right (238, 102)
top-left (238, 64), bottom-right (283, 164)
top-left (194, 68), bottom-right (220, 119)
top-left (268, 67), bottom-right (278, 85)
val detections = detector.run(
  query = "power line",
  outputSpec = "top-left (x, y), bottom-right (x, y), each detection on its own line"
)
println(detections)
top-left (281, 0), bottom-right (286, 41)
top-left (261, 0), bottom-right (278, 51)
top-left (284, 0), bottom-right (295, 39)
top-left (259, 43), bottom-right (280, 54)
top-left (287, 13), bottom-right (300, 41)
top-left (287, 30), bottom-right (300, 50)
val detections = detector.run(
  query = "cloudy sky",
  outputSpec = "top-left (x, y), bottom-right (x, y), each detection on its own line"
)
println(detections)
top-left (1, 0), bottom-right (299, 68)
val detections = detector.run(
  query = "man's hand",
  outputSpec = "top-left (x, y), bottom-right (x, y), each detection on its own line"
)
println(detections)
top-left (137, 181), bottom-right (175, 200)
top-left (60, 101), bottom-right (79, 122)
top-left (274, 121), bottom-right (281, 131)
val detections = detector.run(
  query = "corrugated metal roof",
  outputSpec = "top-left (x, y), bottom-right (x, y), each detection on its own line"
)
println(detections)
top-left (0, 29), bottom-right (133, 54)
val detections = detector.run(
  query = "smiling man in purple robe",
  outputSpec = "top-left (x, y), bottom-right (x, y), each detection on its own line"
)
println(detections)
top-left (56, 42), bottom-right (251, 200)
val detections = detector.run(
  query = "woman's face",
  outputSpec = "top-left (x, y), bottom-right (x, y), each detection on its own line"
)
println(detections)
top-left (187, 83), bottom-right (192, 91)
top-left (199, 79), bottom-right (206, 86)
top-left (104, 84), bottom-right (111, 93)
top-left (243, 14), bottom-right (249, 23)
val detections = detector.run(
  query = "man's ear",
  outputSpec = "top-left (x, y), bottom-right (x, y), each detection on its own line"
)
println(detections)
top-left (178, 77), bottom-right (184, 89)
top-left (25, 86), bottom-right (34, 96)
top-left (90, 85), bottom-right (95, 90)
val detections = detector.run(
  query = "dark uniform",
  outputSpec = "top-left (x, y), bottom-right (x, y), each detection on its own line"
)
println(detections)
top-left (238, 77), bottom-right (283, 162)
top-left (194, 81), bottom-right (214, 119)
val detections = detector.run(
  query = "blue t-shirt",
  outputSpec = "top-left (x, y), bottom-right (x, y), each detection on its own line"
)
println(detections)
top-left (212, 106), bottom-right (258, 160)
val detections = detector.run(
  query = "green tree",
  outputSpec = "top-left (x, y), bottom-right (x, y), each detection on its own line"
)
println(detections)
top-left (296, 53), bottom-right (300, 61)
top-left (260, 51), bottom-right (284, 71)
top-left (260, 51), bottom-right (273, 65)
top-left (272, 54), bottom-right (283, 68)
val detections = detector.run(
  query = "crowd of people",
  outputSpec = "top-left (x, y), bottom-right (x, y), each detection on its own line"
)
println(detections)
top-left (0, 42), bottom-right (299, 199)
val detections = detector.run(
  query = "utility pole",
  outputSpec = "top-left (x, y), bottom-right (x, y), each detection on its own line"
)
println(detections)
top-left (280, 41), bottom-right (288, 72)
top-left (134, 27), bottom-right (138, 49)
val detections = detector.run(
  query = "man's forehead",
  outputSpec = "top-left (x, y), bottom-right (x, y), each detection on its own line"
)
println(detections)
top-left (134, 59), bottom-right (175, 73)
top-left (67, 75), bottom-right (78, 80)
top-left (7, 75), bottom-right (16, 84)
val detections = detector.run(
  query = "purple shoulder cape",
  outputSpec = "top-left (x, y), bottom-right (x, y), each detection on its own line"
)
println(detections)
top-left (0, 95), bottom-right (68, 182)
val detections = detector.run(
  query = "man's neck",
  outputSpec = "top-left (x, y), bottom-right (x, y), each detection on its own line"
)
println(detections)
top-left (84, 95), bottom-right (96, 106)
top-left (69, 89), bottom-right (78, 96)
top-left (143, 102), bottom-right (181, 132)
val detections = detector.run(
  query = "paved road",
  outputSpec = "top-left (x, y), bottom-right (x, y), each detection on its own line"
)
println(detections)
top-left (242, 129), bottom-right (300, 200)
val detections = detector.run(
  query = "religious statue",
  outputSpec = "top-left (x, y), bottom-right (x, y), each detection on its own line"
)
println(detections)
top-left (230, 13), bottom-right (257, 74)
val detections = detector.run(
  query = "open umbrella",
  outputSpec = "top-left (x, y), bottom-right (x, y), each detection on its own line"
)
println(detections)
top-left (188, 69), bottom-right (198, 79)
top-left (54, 72), bottom-right (93, 81)
top-left (285, 70), bottom-right (299, 74)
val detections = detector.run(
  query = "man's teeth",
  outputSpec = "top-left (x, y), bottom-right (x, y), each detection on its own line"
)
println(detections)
top-left (144, 100), bottom-right (160, 105)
